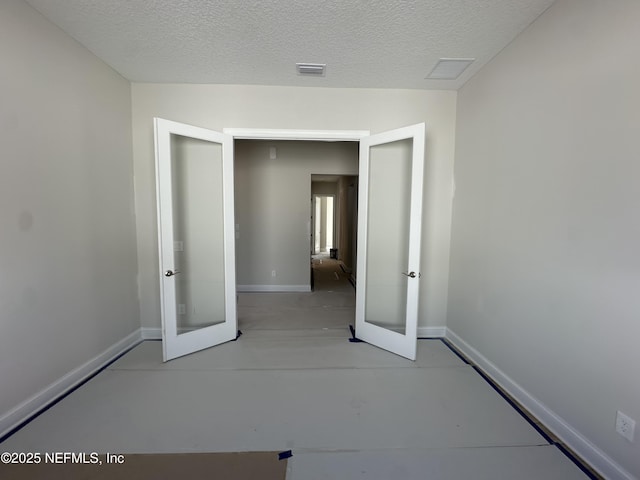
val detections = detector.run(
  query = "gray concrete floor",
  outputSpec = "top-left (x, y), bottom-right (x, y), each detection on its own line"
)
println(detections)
top-left (1, 258), bottom-right (589, 479)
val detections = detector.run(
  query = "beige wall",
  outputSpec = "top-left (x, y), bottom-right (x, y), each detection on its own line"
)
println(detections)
top-left (235, 141), bottom-right (357, 288)
top-left (132, 84), bottom-right (457, 330)
top-left (448, 0), bottom-right (640, 477)
top-left (311, 182), bottom-right (339, 196)
top-left (5, 3), bottom-right (636, 476)
top-left (0, 0), bottom-right (139, 428)
top-left (337, 176), bottom-right (358, 270)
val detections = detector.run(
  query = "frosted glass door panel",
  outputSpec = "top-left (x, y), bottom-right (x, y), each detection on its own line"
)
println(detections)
top-left (364, 139), bottom-right (412, 334)
top-left (355, 123), bottom-right (424, 360)
top-left (154, 118), bottom-right (236, 362)
top-left (171, 135), bottom-right (225, 333)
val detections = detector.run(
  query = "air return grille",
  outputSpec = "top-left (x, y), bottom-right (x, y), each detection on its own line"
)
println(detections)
top-left (426, 58), bottom-right (474, 80)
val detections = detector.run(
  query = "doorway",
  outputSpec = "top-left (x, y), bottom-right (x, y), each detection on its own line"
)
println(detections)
top-left (232, 142), bottom-right (359, 333)
top-left (310, 174), bottom-right (359, 293)
top-left (233, 141), bottom-right (358, 294)
top-left (312, 194), bottom-right (335, 256)
top-left (155, 122), bottom-right (425, 361)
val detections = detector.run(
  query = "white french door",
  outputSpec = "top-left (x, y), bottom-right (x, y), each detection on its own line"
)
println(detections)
top-left (154, 118), bottom-right (237, 361)
top-left (154, 122), bottom-right (424, 362)
top-left (354, 123), bottom-right (425, 360)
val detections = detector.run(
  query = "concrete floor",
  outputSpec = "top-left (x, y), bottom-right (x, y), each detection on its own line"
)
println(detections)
top-left (0, 258), bottom-right (590, 479)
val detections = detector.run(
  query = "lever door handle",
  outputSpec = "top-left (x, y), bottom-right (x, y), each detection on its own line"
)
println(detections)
top-left (402, 271), bottom-right (419, 278)
top-left (165, 270), bottom-right (181, 277)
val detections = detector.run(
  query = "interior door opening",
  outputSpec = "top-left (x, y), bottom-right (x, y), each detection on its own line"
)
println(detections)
top-left (156, 123), bottom-right (424, 361)
top-left (233, 141), bottom-right (359, 333)
top-left (312, 194), bottom-right (335, 255)
top-left (310, 174), bottom-right (359, 297)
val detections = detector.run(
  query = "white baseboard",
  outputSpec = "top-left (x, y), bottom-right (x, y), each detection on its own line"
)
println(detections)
top-left (445, 328), bottom-right (635, 480)
top-left (237, 285), bottom-right (311, 293)
top-left (0, 329), bottom-right (142, 440)
top-left (8, 324), bottom-right (629, 480)
top-left (417, 326), bottom-right (446, 338)
top-left (143, 326), bottom-right (444, 340)
top-left (141, 327), bottom-right (162, 340)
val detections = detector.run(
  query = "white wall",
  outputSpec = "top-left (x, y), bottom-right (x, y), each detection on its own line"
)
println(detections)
top-left (448, 0), bottom-right (640, 478)
top-left (0, 0), bottom-right (139, 432)
top-left (235, 141), bottom-right (357, 288)
top-left (132, 85), bottom-right (457, 331)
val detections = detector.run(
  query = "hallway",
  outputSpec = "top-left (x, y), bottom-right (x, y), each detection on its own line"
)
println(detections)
top-left (238, 255), bottom-right (355, 333)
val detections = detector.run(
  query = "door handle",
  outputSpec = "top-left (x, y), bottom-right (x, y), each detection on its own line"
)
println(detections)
top-left (402, 271), bottom-right (419, 278)
top-left (165, 270), bottom-right (181, 277)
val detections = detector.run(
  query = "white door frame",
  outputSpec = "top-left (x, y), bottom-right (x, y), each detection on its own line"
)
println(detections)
top-left (195, 126), bottom-right (423, 360)
top-left (225, 127), bottom-right (425, 357)
top-left (225, 128), bottom-right (370, 294)
top-left (223, 128), bottom-right (369, 142)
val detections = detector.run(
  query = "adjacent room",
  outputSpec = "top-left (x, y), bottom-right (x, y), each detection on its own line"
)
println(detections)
top-left (234, 140), bottom-right (359, 332)
top-left (1, 0), bottom-right (638, 479)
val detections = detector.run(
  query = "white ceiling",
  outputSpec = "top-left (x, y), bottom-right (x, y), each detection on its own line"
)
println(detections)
top-left (25, 0), bottom-right (556, 90)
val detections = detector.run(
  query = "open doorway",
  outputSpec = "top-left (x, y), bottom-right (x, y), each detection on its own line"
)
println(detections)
top-left (312, 194), bottom-right (335, 256)
top-left (234, 140), bottom-right (359, 332)
top-left (310, 174), bottom-right (358, 294)
top-left (156, 121), bottom-right (424, 360)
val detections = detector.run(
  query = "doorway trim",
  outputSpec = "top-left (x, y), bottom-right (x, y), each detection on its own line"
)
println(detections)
top-left (225, 125), bottom-right (424, 360)
top-left (223, 128), bottom-right (370, 141)
top-left (227, 128), bottom-right (367, 295)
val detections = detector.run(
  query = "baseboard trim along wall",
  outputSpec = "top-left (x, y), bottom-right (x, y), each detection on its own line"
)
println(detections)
top-left (144, 327), bottom-right (443, 340)
top-left (417, 326), bottom-right (446, 338)
top-left (445, 328), bottom-right (635, 480)
top-left (6, 323), bottom-right (627, 480)
top-left (237, 285), bottom-right (312, 293)
top-left (0, 329), bottom-right (142, 441)
top-left (141, 327), bottom-right (162, 340)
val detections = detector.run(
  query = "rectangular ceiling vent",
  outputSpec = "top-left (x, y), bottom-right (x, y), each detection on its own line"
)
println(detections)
top-left (427, 58), bottom-right (475, 80)
top-left (296, 63), bottom-right (326, 76)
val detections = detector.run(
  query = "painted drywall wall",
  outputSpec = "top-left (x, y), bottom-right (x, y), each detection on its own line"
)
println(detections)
top-left (448, 0), bottom-right (640, 478)
top-left (0, 0), bottom-right (139, 426)
top-left (235, 141), bottom-right (357, 288)
top-left (132, 84), bottom-right (457, 330)
top-left (341, 176), bottom-right (359, 273)
top-left (311, 182), bottom-right (338, 196)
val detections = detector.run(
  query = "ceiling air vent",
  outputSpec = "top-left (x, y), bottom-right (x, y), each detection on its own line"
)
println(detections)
top-left (426, 58), bottom-right (475, 80)
top-left (296, 63), bottom-right (326, 76)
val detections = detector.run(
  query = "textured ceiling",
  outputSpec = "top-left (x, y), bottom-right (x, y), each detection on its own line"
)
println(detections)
top-left (25, 0), bottom-right (556, 89)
